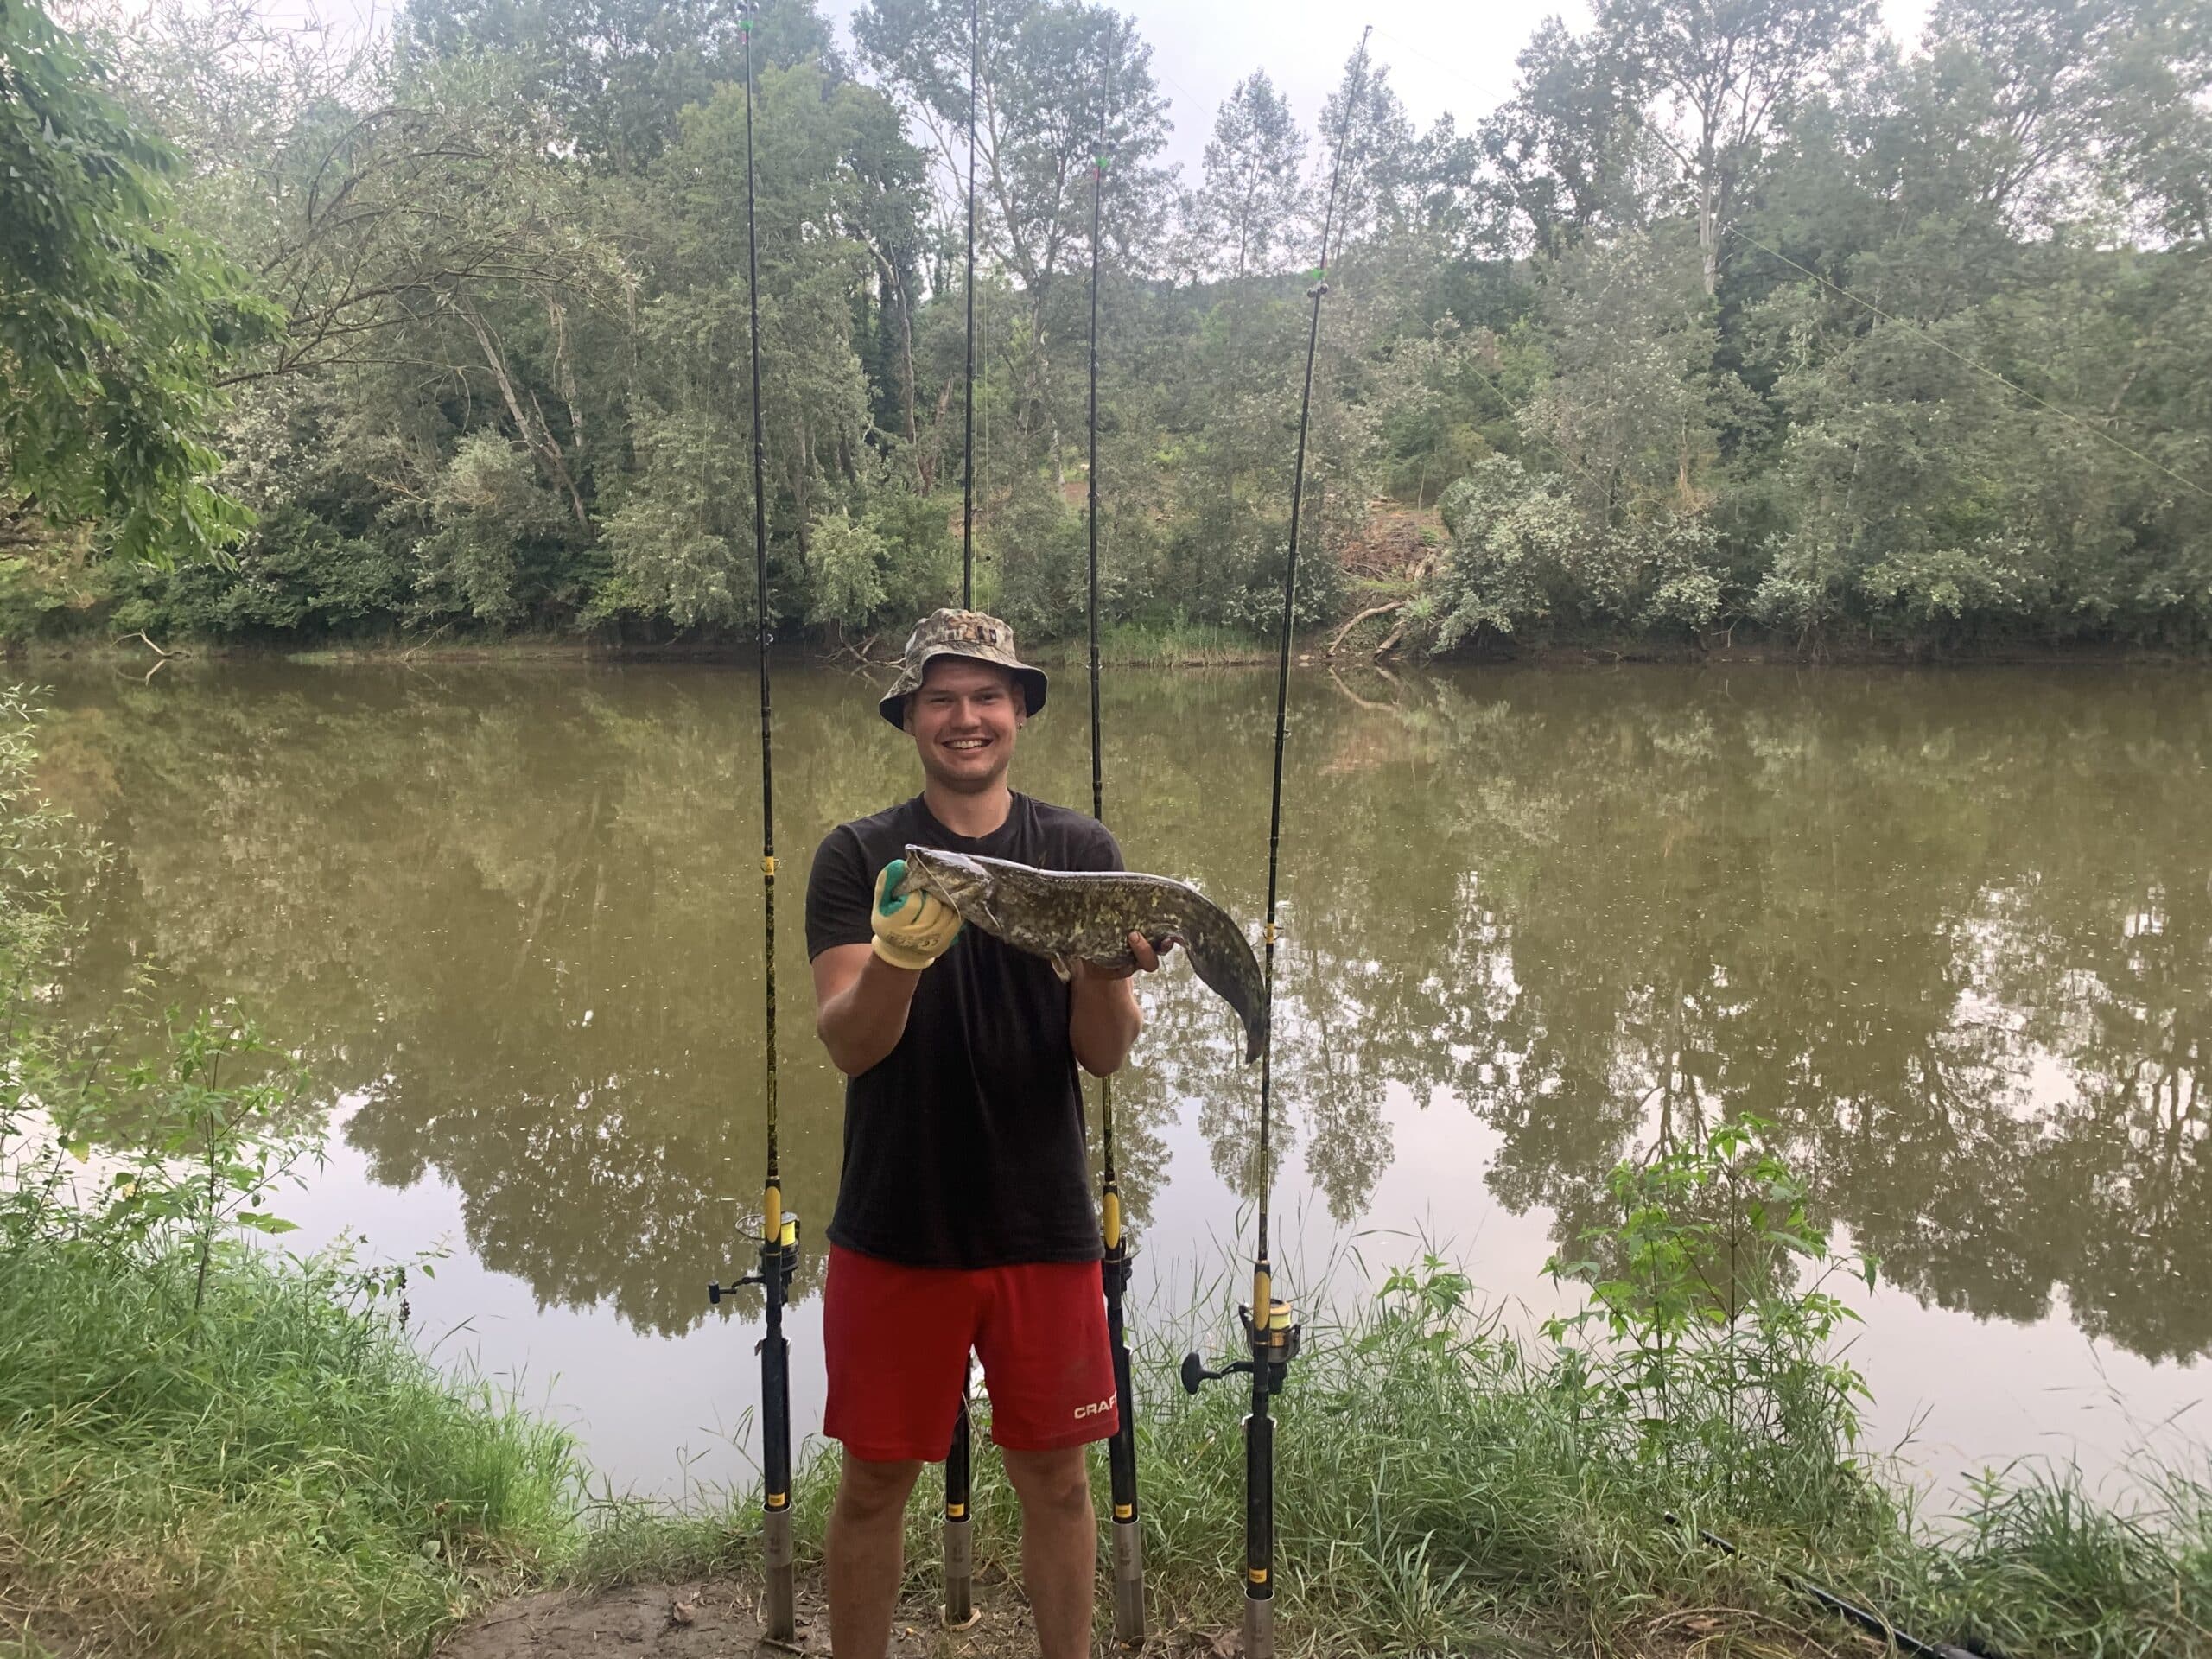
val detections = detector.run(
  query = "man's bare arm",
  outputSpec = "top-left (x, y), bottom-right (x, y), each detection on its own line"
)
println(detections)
top-left (1068, 932), bottom-right (1166, 1077)
top-left (813, 943), bottom-right (925, 1077)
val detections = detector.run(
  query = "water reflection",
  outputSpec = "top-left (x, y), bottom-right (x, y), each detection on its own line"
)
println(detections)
top-left (38, 663), bottom-right (2211, 1363)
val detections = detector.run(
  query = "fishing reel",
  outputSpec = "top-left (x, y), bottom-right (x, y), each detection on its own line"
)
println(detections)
top-left (1180, 1300), bottom-right (1301, 1397)
top-left (708, 1211), bottom-right (800, 1310)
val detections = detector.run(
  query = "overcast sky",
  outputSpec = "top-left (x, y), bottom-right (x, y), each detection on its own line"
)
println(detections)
top-left (182, 0), bottom-right (1937, 184)
top-left (823, 0), bottom-right (1937, 185)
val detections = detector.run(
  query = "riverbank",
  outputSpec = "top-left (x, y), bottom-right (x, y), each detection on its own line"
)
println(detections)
top-left (18, 615), bottom-right (2212, 673)
top-left (0, 1239), bottom-right (580, 1658)
top-left (3, 1224), bottom-right (2204, 1656)
top-left (522, 1255), bottom-right (2209, 1659)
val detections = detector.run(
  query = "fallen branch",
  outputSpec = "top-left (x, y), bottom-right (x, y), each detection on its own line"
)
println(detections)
top-left (1327, 601), bottom-right (1404, 658)
top-left (117, 630), bottom-right (175, 658)
top-left (1374, 618), bottom-right (1410, 660)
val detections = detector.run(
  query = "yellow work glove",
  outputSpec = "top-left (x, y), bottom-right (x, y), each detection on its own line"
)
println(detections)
top-left (870, 859), bottom-right (963, 971)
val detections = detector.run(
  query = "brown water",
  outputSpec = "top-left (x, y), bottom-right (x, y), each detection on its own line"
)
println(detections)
top-left (36, 661), bottom-right (2210, 1497)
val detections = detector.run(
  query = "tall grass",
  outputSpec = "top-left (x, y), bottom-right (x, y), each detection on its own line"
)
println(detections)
top-left (568, 1255), bottom-right (2209, 1658)
top-left (0, 1243), bottom-right (582, 1656)
top-left (1035, 620), bottom-right (1281, 667)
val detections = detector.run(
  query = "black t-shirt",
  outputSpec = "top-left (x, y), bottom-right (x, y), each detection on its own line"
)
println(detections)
top-left (805, 791), bottom-right (1121, 1268)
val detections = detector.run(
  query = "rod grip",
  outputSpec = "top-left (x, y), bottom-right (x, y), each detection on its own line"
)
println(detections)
top-left (1244, 1409), bottom-right (1274, 1603)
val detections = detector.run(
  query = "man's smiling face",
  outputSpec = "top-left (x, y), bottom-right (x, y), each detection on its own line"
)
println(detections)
top-left (905, 657), bottom-right (1027, 794)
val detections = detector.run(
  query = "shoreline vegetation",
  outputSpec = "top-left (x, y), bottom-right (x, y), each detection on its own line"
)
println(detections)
top-left (6, 1228), bottom-right (2209, 1657)
top-left (10, 0), bottom-right (2212, 667)
top-left (22, 620), bottom-right (2212, 674)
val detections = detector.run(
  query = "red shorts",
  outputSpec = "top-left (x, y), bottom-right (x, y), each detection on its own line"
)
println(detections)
top-left (823, 1244), bottom-right (1118, 1463)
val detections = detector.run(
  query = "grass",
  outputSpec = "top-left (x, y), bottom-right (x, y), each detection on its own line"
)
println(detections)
top-left (0, 1237), bottom-right (2201, 1658)
top-left (1030, 620), bottom-right (1287, 668)
top-left (561, 1261), bottom-right (2211, 1658)
top-left (0, 1240), bottom-right (582, 1658)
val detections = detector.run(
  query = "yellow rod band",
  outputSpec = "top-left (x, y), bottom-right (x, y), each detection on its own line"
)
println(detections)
top-left (1102, 1189), bottom-right (1122, 1250)
top-left (1114, 1503), bottom-right (1134, 1520)
top-left (946, 1502), bottom-right (966, 1519)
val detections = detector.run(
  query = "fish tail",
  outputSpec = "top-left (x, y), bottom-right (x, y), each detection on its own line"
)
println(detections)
top-left (1180, 898), bottom-right (1269, 1065)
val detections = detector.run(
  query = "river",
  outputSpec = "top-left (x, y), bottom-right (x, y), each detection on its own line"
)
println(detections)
top-left (35, 659), bottom-right (2209, 1503)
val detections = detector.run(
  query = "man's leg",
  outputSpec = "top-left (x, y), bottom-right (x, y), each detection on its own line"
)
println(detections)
top-left (826, 1452), bottom-right (924, 1659)
top-left (1001, 1445), bottom-right (1097, 1659)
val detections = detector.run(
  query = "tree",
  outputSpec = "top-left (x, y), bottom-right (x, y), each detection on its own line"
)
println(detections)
top-left (1599, 0), bottom-right (1878, 293)
top-left (0, 0), bottom-right (272, 563)
top-left (396, 0), bottom-right (833, 172)
top-left (1319, 47), bottom-right (1421, 248)
top-left (856, 0), bottom-right (1174, 480)
top-left (1479, 18), bottom-right (1661, 258)
top-left (1184, 72), bottom-right (1308, 282)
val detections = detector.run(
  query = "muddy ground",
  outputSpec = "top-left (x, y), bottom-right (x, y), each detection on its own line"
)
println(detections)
top-left (438, 1572), bottom-right (1244, 1659)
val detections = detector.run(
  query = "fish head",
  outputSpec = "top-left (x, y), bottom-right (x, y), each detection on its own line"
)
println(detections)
top-left (899, 844), bottom-right (994, 911)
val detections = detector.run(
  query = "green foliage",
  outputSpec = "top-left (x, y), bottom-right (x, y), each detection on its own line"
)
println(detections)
top-left (27, 0), bottom-right (2212, 654)
top-left (1428, 454), bottom-right (1726, 644)
top-left (567, 1243), bottom-right (2201, 1658)
top-left (994, 480), bottom-right (1090, 639)
top-left (804, 507), bottom-right (891, 629)
top-left (0, 0), bottom-right (272, 564)
top-left (1542, 1116), bottom-right (1874, 1518)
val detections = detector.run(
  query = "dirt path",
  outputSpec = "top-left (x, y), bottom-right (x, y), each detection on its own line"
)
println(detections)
top-left (440, 1573), bottom-right (1231, 1659)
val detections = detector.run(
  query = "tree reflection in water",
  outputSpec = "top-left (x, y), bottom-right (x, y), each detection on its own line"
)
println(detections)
top-left (37, 662), bottom-right (2210, 1362)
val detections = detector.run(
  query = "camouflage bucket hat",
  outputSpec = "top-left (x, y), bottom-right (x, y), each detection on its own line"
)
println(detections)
top-left (878, 608), bottom-right (1050, 728)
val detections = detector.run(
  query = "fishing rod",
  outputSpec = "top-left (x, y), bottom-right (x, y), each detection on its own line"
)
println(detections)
top-left (703, 4), bottom-right (798, 1644)
top-left (1667, 1516), bottom-right (1989, 1659)
top-left (1084, 136), bottom-right (1147, 1647)
top-left (942, 0), bottom-right (984, 1622)
top-left (960, 0), bottom-right (979, 606)
top-left (1180, 30), bottom-right (1371, 1659)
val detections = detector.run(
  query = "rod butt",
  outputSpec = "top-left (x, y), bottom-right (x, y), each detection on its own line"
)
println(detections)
top-left (762, 1505), bottom-right (796, 1642)
top-left (1111, 1515), bottom-right (1145, 1643)
top-left (1243, 1591), bottom-right (1273, 1659)
top-left (942, 1515), bottom-right (978, 1629)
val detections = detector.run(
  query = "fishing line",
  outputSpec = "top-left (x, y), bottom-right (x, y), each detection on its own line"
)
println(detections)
top-left (1084, 133), bottom-right (1147, 1646)
top-left (1179, 33), bottom-right (1372, 1659)
top-left (702, 7), bottom-right (798, 1643)
top-left (962, 0), bottom-right (980, 603)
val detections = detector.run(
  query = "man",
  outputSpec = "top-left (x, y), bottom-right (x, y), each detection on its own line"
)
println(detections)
top-left (804, 609), bottom-right (1166, 1659)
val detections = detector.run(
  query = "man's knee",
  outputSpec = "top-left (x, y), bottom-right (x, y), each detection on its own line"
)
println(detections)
top-left (1002, 1446), bottom-right (1093, 1518)
top-left (836, 1453), bottom-right (924, 1522)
